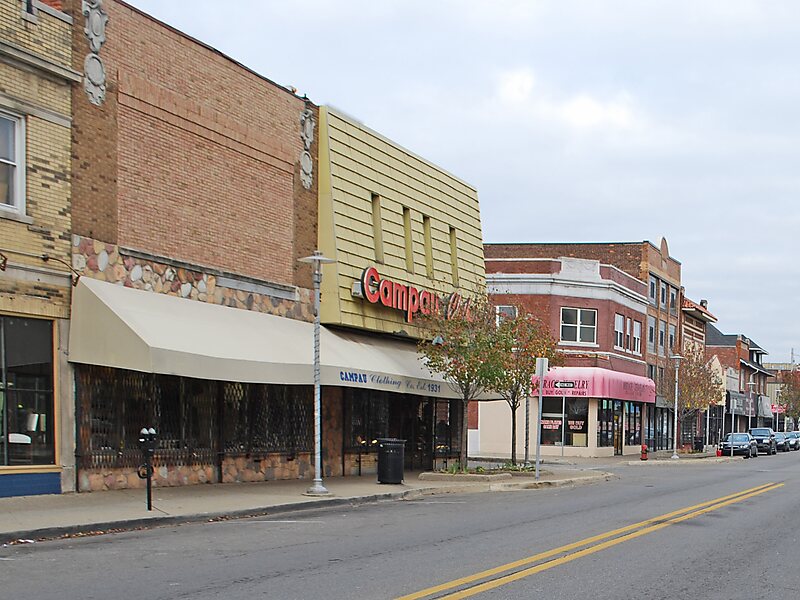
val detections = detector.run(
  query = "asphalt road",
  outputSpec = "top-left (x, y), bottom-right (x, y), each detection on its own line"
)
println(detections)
top-left (3, 453), bottom-right (800, 600)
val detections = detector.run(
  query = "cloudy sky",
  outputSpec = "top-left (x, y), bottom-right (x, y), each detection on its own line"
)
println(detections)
top-left (128, 0), bottom-right (800, 362)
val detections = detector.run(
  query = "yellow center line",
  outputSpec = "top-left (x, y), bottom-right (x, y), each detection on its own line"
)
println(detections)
top-left (395, 482), bottom-right (778, 600)
top-left (437, 483), bottom-right (784, 600)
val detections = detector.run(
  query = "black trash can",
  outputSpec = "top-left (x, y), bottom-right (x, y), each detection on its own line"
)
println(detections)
top-left (693, 436), bottom-right (704, 452)
top-left (377, 438), bottom-right (405, 484)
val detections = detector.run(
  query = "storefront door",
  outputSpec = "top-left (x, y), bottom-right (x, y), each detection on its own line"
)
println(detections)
top-left (613, 401), bottom-right (623, 455)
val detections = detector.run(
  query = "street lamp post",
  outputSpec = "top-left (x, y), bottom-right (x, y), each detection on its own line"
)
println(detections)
top-left (670, 354), bottom-right (683, 460)
top-left (299, 250), bottom-right (335, 496)
top-left (747, 376), bottom-right (756, 430)
top-left (534, 357), bottom-right (548, 480)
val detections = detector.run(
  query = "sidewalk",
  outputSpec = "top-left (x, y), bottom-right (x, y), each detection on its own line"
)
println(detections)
top-left (0, 468), bottom-right (609, 545)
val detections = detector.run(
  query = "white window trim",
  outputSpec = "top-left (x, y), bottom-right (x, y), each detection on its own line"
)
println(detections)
top-left (614, 313), bottom-right (625, 350)
top-left (495, 305), bottom-right (517, 326)
top-left (560, 307), bottom-right (597, 345)
top-left (0, 110), bottom-right (25, 216)
top-left (633, 321), bottom-right (642, 355)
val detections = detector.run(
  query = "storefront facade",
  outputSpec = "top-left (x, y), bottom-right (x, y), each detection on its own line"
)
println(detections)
top-left (65, 8), bottom-right (487, 489)
top-left (66, 1), bottom-right (324, 491)
top-left (0, 1), bottom-right (77, 497)
top-left (316, 106), bottom-right (487, 473)
top-left (478, 367), bottom-right (655, 458)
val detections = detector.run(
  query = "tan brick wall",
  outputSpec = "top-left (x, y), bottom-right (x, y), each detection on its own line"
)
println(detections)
top-left (0, 0), bottom-right (72, 67)
top-left (68, 0), bottom-right (316, 288)
top-left (0, 0), bottom-right (73, 318)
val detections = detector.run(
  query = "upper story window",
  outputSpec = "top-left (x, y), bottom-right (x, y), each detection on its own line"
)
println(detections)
top-left (614, 314), bottom-right (625, 349)
top-left (560, 307), bottom-right (597, 344)
top-left (658, 320), bottom-right (666, 356)
top-left (0, 112), bottom-right (24, 214)
top-left (649, 275), bottom-right (658, 306)
top-left (668, 324), bottom-right (676, 352)
top-left (370, 194), bottom-right (384, 264)
top-left (647, 363), bottom-right (657, 382)
top-left (647, 315), bottom-right (656, 354)
top-left (660, 282), bottom-right (667, 308)
top-left (496, 305), bottom-right (517, 325)
top-left (633, 321), bottom-right (642, 354)
top-left (669, 287), bottom-right (678, 315)
top-left (402, 206), bottom-right (414, 274)
top-left (625, 318), bottom-right (631, 350)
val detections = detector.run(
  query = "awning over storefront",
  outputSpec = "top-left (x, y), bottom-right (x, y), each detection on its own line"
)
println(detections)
top-left (758, 395), bottom-right (774, 418)
top-left (69, 278), bottom-right (457, 397)
top-left (533, 367), bottom-right (656, 403)
top-left (727, 391), bottom-right (756, 417)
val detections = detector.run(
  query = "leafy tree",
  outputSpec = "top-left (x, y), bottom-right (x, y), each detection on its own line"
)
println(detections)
top-left (487, 310), bottom-right (561, 464)
top-left (417, 296), bottom-right (500, 470)
top-left (664, 342), bottom-right (723, 447)
top-left (778, 369), bottom-right (800, 426)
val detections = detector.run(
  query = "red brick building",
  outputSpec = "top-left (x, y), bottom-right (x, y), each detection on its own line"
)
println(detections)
top-left (475, 245), bottom-right (655, 458)
top-left (480, 240), bottom-right (681, 454)
top-left (65, 0), bottom-right (322, 491)
top-left (62, 1), bottom-right (483, 493)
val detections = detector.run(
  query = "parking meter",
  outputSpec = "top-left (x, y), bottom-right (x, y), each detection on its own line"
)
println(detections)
top-left (137, 427), bottom-right (157, 511)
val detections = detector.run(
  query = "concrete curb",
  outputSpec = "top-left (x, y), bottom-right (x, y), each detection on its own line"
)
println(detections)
top-left (419, 472), bottom-right (514, 482)
top-left (0, 484), bottom-right (489, 545)
top-left (0, 472), bottom-right (612, 545)
top-left (624, 457), bottom-right (743, 466)
top-left (488, 472), bottom-right (614, 491)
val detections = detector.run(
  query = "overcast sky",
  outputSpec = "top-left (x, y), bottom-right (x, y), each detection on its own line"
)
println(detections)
top-left (128, 0), bottom-right (800, 362)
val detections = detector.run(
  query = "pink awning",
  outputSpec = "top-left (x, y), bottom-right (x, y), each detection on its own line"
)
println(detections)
top-left (533, 366), bottom-right (656, 404)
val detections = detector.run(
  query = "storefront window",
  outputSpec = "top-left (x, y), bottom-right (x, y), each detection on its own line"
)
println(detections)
top-left (626, 402), bottom-right (642, 445)
top-left (344, 388), bottom-right (389, 451)
top-left (541, 398), bottom-right (588, 447)
top-left (0, 317), bottom-right (55, 466)
top-left (597, 399), bottom-right (614, 447)
top-left (76, 365), bottom-right (313, 469)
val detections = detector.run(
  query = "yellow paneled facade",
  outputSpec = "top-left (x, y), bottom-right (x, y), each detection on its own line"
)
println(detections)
top-left (318, 107), bottom-right (486, 339)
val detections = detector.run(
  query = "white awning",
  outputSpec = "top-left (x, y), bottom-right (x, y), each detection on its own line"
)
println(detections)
top-left (69, 278), bottom-right (457, 397)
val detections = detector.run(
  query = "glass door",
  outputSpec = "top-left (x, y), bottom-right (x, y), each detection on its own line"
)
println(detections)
top-left (613, 401), bottom-right (623, 455)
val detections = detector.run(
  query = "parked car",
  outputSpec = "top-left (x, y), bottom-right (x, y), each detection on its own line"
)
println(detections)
top-left (721, 433), bottom-right (758, 458)
top-left (775, 432), bottom-right (791, 452)
top-left (749, 428), bottom-right (777, 455)
top-left (786, 432), bottom-right (800, 451)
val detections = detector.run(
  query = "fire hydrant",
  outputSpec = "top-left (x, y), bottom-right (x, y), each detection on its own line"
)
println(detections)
top-left (640, 444), bottom-right (648, 461)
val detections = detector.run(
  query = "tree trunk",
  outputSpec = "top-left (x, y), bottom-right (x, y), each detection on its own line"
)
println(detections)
top-left (510, 403), bottom-right (517, 465)
top-left (460, 398), bottom-right (469, 470)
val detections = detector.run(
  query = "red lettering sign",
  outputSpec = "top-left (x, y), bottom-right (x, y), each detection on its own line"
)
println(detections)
top-left (360, 267), bottom-right (460, 323)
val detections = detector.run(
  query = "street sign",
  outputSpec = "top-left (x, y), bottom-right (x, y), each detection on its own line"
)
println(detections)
top-left (772, 404), bottom-right (785, 414)
top-left (554, 381), bottom-right (575, 389)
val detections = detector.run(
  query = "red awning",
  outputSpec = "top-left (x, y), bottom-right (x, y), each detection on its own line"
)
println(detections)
top-left (533, 366), bottom-right (656, 403)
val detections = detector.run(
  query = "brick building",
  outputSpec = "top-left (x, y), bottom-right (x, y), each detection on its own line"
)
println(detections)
top-left (65, 0), bottom-right (321, 492)
top-left (0, 0), bottom-right (78, 497)
top-left (482, 240), bottom-right (681, 453)
top-left (477, 247), bottom-right (655, 458)
top-left (706, 324), bottom-right (774, 433)
top-left (681, 297), bottom-right (725, 446)
top-left (63, 1), bottom-right (485, 493)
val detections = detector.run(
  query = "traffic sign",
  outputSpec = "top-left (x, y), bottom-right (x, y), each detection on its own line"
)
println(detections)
top-left (554, 381), bottom-right (575, 389)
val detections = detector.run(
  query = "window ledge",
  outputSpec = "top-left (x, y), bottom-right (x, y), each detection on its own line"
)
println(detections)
top-left (0, 208), bottom-right (33, 224)
top-left (559, 341), bottom-right (600, 348)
